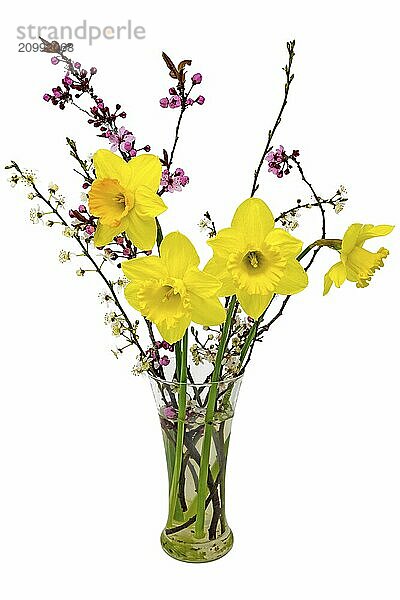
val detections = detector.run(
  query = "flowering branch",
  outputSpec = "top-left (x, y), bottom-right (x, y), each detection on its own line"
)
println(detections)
top-left (240, 170), bottom-right (330, 370)
top-left (8, 160), bottom-right (146, 359)
top-left (158, 53), bottom-right (203, 195)
top-left (250, 40), bottom-right (296, 196)
top-left (292, 156), bottom-right (327, 239)
top-left (275, 188), bottom-right (347, 230)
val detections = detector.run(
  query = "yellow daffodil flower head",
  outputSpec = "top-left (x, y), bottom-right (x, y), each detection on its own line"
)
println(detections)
top-left (122, 232), bottom-right (226, 344)
top-left (323, 223), bottom-right (394, 295)
top-left (204, 197), bottom-right (308, 319)
top-left (89, 149), bottom-right (167, 250)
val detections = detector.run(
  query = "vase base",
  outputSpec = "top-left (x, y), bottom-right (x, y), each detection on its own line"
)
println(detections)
top-left (160, 527), bottom-right (234, 563)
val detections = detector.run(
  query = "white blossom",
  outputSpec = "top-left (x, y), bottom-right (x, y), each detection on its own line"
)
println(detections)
top-left (63, 226), bottom-right (75, 238)
top-left (59, 250), bottom-right (71, 263)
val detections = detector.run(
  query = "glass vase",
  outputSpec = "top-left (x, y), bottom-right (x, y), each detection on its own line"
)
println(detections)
top-left (148, 372), bottom-right (243, 563)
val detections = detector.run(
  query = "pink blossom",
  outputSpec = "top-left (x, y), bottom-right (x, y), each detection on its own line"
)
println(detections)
top-left (107, 126), bottom-right (136, 154)
top-left (169, 95), bottom-right (182, 109)
top-left (160, 168), bottom-right (189, 193)
top-left (164, 406), bottom-right (177, 420)
top-left (192, 73), bottom-right (203, 84)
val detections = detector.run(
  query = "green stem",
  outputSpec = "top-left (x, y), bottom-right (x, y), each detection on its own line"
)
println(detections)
top-left (175, 341), bottom-right (182, 382)
top-left (194, 297), bottom-right (236, 539)
top-left (167, 331), bottom-right (188, 527)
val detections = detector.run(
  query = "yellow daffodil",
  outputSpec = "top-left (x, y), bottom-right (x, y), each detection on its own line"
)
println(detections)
top-left (122, 232), bottom-right (226, 344)
top-left (89, 149), bottom-right (166, 250)
top-left (205, 197), bottom-right (308, 319)
top-left (323, 223), bottom-right (394, 295)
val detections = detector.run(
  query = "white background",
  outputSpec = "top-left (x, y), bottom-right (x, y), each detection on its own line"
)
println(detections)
top-left (1, 1), bottom-right (399, 598)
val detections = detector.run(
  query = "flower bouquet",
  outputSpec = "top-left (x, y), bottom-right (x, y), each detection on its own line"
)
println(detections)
top-left (6, 40), bottom-right (393, 563)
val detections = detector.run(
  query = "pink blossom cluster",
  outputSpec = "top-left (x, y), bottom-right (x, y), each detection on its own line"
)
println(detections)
top-left (148, 340), bottom-right (174, 371)
top-left (266, 146), bottom-right (300, 178)
top-left (159, 74), bottom-right (205, 110)
top-left (114, 235), bottom-right (135, 258)
top-left (159, 93), bottom-right (205, 109)
top-left (43, 57), bottom-right (128, 135)
top-left (160, 168), bottom-right (189, 193)
top-left (68, 204), bottom-right (96, 239)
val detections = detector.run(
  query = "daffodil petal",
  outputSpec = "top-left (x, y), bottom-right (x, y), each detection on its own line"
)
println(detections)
top-left (157, 315), bottom-right (191, 345)
top-left (124, 212), bottom-right (157, 250)
top-left (190, 294), bottom-right (226, 326)
top-left (355, 224), bottom-right (395, 245)
top-left (131, 154), bottom-right (162, 192)
top-left (207, 227), bottom-right (245, 259)
top-left (342, 223), bottom-right (363, 256)
top-left (231, 198), bottom-right (275, 246)
top-left (323, 261), bottom-right (346, 295)
top-left (265, 228), bottom-right (303, 257)
top-left (323, 272), bottom-right (334, 296)
top-left (135, 185), bottom-right (167, 218)
top-left (122, 256), bottom-right (168, 282)
top-left (204, 257), bottom-right (236, 296)
top-left (124, 282), bottom-right (142, 311)
top-left (93, 221), bottom-right (122, 247)
top-left (160, 232), bottom-right (200, 277)
top-left (236, 289), bottom-right (273, 319)
top-left (184, 267), bottom-right (221, 298)
top-left (274, 259), bottom-right (308, 295)
top-left (93, 149), bottom-right (132, 189)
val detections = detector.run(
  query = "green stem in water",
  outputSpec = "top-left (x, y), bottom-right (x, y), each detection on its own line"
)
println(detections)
top-left (167, 331), bottom-right (188, 527)
top-left (194, 296), bottom-right (237, 539)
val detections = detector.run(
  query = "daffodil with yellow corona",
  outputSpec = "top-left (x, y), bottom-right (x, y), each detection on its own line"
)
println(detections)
top-left (205, 197), bottom-right (308, 318)
top-left (89, 149), bottom-right (166, 249)
top-left (323, 223), bottom-right (394, 295)
top-left (122, 231), bottom-right (226, 344)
